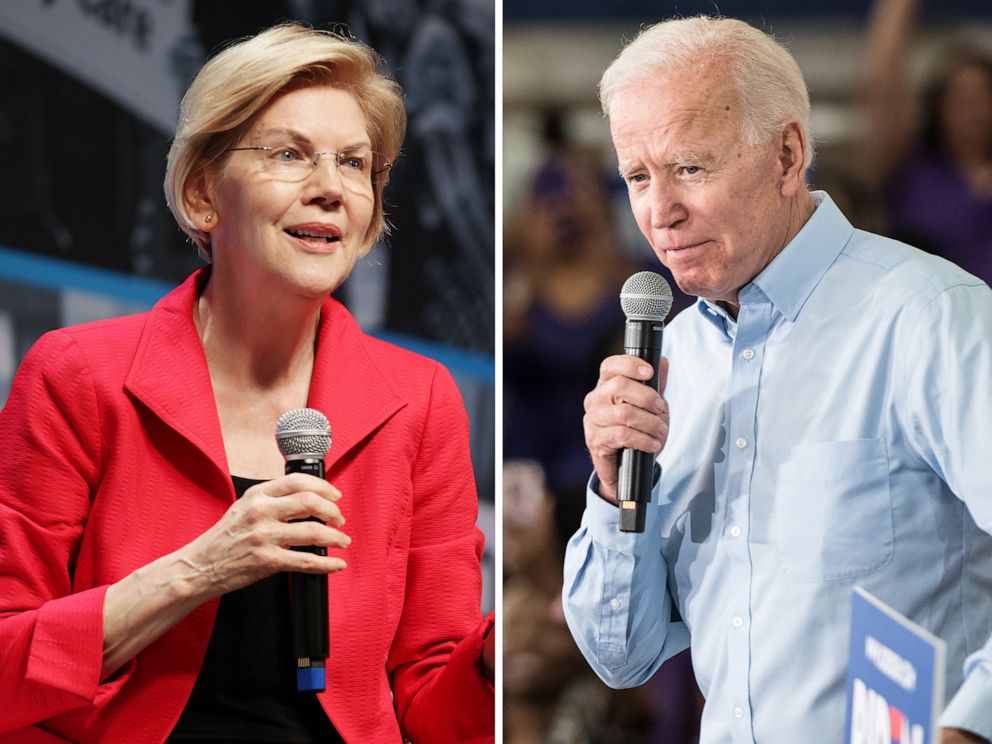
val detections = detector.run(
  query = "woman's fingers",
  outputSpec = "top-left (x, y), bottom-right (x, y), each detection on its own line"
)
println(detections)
top-left (267, 489), bottom-right (345, 526)
top-left (258, 472), bottom-right (341, 502)
top-left (285, 552), bottom-right (348, 574)
top-left (278, 520), bottom-right (352, 550)
top-left (188, 473), bottom-right (351, 589)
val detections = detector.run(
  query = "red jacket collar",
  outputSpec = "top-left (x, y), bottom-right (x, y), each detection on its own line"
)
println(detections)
top-left (124, 268), bottom-right (406, 479)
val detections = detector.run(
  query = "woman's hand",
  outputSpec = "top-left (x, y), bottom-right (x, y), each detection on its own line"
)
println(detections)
top-left (179, 473), bottom-right (350, 599)
top-left (102, 473), bottom-right (348, 678)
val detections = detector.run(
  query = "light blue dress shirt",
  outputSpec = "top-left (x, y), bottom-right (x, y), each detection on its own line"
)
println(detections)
top-left (563, 192), bottom-right (992, 742)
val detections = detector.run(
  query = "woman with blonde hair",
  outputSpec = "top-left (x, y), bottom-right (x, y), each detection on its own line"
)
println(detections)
top-left (0, 24), bottom-right (494, 743)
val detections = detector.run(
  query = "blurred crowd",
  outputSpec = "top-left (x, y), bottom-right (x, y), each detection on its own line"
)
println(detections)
top-left (503, 0), bottom-right (992, 741)
top-left (502, 116), bottom-right (702, 743)
top-left (502, 461), bottom-right (701, 744)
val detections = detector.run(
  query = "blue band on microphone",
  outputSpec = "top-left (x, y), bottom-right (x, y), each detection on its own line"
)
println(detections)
top-left (296, 665), bottom-right (326, 692)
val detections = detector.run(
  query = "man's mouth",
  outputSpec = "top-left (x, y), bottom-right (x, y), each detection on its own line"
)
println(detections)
top-left (666, 241), bottom-right (706, 253)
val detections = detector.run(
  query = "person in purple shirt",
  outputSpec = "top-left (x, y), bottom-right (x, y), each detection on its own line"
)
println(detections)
top-left (865, 0), bottom-right (992, 286)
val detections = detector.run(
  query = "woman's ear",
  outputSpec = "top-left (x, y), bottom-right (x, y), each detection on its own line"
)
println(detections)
top-left (184, 169), bottom-right (218, 232)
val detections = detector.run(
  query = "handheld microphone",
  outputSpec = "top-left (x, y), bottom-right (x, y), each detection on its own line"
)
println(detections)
top-left (275, 408), bottom-right (331, 693)
top-left (617, 272), bottom-right (673, 533)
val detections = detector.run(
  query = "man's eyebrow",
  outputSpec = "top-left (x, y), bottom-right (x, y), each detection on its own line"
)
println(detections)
top-left (616, 150), bottom-right (712, 176)
top-left (667, 150), bottom-right (711, 165)
top-left (617, 159), bottom-right (642, 177)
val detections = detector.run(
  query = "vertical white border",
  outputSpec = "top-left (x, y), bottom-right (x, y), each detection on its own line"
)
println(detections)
top-left (493, 0), bottom-right (505, 739)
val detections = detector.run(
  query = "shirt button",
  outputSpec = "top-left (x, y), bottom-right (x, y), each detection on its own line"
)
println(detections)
top-left (735, 437), bottom-right (748, 449)
top-left (609, 598), bottom-right (623, 610)
top-left (732, 615), bottom-right (744, 628)
top-left (734, 706), bottom-right (744, 719)
top-left (741, 348), bottom-right (755, 360)
top-left (729, 525), bottom-right (742, 538)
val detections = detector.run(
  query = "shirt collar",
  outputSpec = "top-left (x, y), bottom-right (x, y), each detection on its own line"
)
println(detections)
top-left (695, 191), bottom-right (854, 326)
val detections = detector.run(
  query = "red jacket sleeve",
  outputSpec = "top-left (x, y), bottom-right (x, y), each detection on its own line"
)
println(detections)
top-left (0, 332), bottom-right (133, 733)
top-left (387, 364), bottom-right (495, 743)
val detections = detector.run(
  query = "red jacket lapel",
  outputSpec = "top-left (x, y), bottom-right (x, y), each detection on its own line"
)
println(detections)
top-left (123, 269), bottom-right (229, 482)
top-left (308, 297), bottom-right (407, 470)
top-left (122, 267), bottom-right (406, 479)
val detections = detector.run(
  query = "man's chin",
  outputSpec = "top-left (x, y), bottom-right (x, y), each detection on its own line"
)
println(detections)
top-left (669, 274), bottom-right (708, 299)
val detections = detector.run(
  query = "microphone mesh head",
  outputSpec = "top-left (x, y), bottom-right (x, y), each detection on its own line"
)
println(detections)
top-left (275, 408), bottom-right (331, 459)
top-left (620, 271), bottom-right (673, 321)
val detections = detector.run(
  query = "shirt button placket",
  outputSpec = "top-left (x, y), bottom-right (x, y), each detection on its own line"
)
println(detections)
top-left (725, 300), bottom-right (772, 740)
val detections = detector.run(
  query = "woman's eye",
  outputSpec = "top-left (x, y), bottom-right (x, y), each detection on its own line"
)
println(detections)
top-left (342, 155), bottom-right (367, 172)
top-left (273, 148), bottom-right (302, 162)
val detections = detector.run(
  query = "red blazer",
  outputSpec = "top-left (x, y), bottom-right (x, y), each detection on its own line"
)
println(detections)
top-left (0, 269), bottom-right (494, 743)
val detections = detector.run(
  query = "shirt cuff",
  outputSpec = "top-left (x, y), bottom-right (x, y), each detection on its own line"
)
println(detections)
top-left (583, 469), bottom-right (662, 554)
top-left (940, 659), bottom-right (992, 739)
top-left (588, 466), bottom-right (662, 505)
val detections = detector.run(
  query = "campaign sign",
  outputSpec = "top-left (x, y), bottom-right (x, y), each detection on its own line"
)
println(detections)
top-left (845, 587), bottom-right (946, 744)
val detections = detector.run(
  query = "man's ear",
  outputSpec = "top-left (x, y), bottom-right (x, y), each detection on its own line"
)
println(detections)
top-left (184, 168), bottom-right (218, 232)
top-left (778, 119), bottom-right (809, 198)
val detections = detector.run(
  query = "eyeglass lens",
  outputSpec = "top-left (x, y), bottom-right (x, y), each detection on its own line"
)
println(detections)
top-left (252, 142), bottom-right (378, 187)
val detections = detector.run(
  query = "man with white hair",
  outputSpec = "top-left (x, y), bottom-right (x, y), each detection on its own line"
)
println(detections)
top-left (564, 16), bottom-right (992, 743)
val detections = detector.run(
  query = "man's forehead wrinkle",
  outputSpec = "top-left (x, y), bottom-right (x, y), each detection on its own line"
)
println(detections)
top-left (613, 104), bottom-right (725, 166)
top-left (609, 60), bottom-right (743, 175)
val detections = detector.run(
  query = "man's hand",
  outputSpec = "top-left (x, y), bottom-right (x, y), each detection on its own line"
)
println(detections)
top-left (583, 355), bottom-right (669, 502)
top-left (942, 728), bottom-right (989, 743)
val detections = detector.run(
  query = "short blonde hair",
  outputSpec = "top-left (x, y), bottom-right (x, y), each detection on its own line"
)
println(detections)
top-left (599, 16), bottom-right (814, 170)
top-left (165, 23), bottom-right (407, 260)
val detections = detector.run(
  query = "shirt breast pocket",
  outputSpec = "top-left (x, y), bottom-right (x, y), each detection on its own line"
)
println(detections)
top-left (774, 437), bottom-right (893, 582)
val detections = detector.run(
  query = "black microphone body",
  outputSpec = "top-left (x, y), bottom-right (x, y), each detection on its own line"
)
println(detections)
top-left (276, 408), bottom-right (332, 693)
top-left (618, 318), bottom-right (664, 532)
top-left (616, 271), bottom-right (673, 533)
top-left (286, 456), bottom-right (329, 692)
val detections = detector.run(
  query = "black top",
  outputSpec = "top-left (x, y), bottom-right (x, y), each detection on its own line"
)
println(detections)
top-left (167, 476), bottom-right (344, 743)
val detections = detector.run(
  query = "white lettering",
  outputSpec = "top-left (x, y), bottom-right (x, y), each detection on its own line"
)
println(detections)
top-left (851, 678), bottom-right (868, 744)
top-left (864, 635), bottom-right (917, 692)
top-left (850, 677), bottom-right (925, 744)
top-left (869, 687), bottom-right (891, 743)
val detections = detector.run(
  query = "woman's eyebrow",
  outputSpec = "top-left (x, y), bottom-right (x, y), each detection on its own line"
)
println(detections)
top-left (256, 127), bottom-right (314, 144)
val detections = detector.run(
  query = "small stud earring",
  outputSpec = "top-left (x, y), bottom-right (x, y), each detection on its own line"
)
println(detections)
top-left (204, 214), bottom-right (213, 223)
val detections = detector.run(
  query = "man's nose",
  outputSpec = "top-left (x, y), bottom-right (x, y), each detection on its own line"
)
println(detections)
top-left (650, 181), bottom-right (688, 230)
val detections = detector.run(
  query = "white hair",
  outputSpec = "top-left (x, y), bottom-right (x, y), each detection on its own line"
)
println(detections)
top-left (599, 16), bottom-right (815, 169)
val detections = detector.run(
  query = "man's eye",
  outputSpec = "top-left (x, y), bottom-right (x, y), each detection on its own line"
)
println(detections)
top-left (679, 165), bottom-right (702, 175)
top-left (626, 172), bottom-right (648, 184)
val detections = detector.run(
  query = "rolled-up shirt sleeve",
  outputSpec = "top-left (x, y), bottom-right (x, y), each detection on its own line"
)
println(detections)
top-left (563, 474), bottom-right (690, 689)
